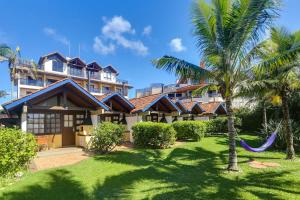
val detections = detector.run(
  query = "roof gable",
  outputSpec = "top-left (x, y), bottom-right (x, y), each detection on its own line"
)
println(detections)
top-left (68, 57), bottom-right (86, 67)
top-left (104, 65), bottom-right (118, 74)
top-left (97, 93), bottom-right (134, 113)
top-left (130, 94), bottom-right (181, 114)
top-left (87, 62), bottom-right (102, 71)
top-left (2, 79), bottom-right (110, 112)
top-left (201, 102), bottom-right (227, 114)
top-left (38, 52), bottom-right (67, 64)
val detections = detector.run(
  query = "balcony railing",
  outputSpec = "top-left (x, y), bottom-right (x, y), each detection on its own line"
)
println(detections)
top-left (20, 78), bottom-right (43, 87)
top-left (116, 79), bottom-right (128, 84)
top-left (15, 58), bottom-right (43, 70)
top-left (68, 67), bottom-right (85, 78)
top-left (89, 88), bottom-right (101, 93)
top-left (89, 73), bottom-right (100, 80)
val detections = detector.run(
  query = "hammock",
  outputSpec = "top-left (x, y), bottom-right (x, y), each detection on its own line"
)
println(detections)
top-left (239, 122), bottom-right (281, 153)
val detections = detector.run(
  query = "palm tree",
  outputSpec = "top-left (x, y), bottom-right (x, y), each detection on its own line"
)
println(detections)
top-left (153, 0), bottom-right (279, 171)
top-left (254, 27), bottom-right (300, 159)
top-left (0, 44), bottom-right (37, 99)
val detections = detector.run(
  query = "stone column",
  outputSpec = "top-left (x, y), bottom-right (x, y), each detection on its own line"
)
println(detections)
top-left (91, 114), bottom-right (98, 126)
top-left (165, 116), bottom-right (173, 124)
top-left (21, 105), bottom-right (27, 132)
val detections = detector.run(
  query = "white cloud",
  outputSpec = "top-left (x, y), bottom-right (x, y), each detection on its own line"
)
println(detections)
top-left (43, 27), bottom-right (70, 46)
top-left (169, 38), bottom-right (186, 52)
top-left (93, 16), bottom-right (148, 56)
top-left (93, 37), bottom-right (115, 55)
top-left (142, 25), bottom-right (152, 36)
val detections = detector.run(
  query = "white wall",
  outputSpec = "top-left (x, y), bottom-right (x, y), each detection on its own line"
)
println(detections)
top-left (126, 115), bottom-right (139, 142)
top-left (44, 60), bottom-right (68, 75)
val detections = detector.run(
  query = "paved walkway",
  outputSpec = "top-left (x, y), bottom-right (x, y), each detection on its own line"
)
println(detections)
top-left (30, 144), bottom-right (134, 172)
top-left (30, 147), bottom-right (92, 172)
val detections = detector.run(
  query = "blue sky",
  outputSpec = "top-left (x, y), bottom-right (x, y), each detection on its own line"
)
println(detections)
top-left (0, 0), bottom-right (299, 104)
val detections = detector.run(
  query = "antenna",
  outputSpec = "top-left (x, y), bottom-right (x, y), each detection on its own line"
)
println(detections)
top-left (78, 43), bottom-right (81, 58)
top-left (68, 42), bottom-right (71, 57)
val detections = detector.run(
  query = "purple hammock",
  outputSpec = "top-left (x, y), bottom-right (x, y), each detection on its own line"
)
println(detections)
top-left (239, 130), bottom-right (278, 153)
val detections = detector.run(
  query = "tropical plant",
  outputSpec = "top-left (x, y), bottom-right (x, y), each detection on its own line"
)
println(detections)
top-left (0, 44), bottom-right (37, 99)
top-left (0, 90), bottom-right (7, 98)
top-left (152, 0), bottom-right (279, 171)
top-left (89, 122), bottom-right (125, 154)
top-left (251, 27), bottom-right (300, 159)
top-left (0, 128), bottom-right (37, 177)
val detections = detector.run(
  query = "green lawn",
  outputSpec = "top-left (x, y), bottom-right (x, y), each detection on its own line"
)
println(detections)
top-left (1, 135), bottom-right (300, 200)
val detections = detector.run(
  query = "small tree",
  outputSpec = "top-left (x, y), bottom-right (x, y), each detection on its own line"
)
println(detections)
top-left (0, 128), bottom-right (37, 177)
top-left (89, 122), bottom-right (125, 154)
top-left (153, 0), bottom-right (279, 171)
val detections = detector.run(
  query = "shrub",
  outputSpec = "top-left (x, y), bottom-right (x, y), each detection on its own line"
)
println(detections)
top-left (172, 121), bottom-right (206, 141)
top-left (261, 120), bottom-right (300, 150)
top-left (0, 128), bottom-right (37, 177)
top-left (89, 122), bottom-right (125, 154)
top-left (132, 122), bottom-right (176, 148)
top-left (206, 116), bottom-right (241, 134)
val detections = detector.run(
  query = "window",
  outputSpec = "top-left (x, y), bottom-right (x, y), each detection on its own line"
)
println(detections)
top-left (104, 72), bottom-right (112, 80)
top-left (208, 90), bottom-right (218, 97)
top-left (52, 60), bottom-right (64, 72)
top-left (27, 113), bottom-right (61, 134)
top-left (117, 88), bottom-right (123, 94)
top-left (69, 66), bottom-right (83, 77)
top-left (143, 114), bottom-right (158, 122)
top-left (75, 114), bottom-right (85, 131)
top-left (46, 79), bottom-right (57, 85)
top-left (102, 86), bottom-right (111, 94)
top-left (64, 115), bottom-right (73, 127)
top-left (112, 115), bottom-right (119, 124)
top-left (45, 113), bottom-right (61, 133)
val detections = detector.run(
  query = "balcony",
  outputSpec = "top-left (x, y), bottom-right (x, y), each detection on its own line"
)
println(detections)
top-left (89, 73), bottom-right (101, 80)
top-left (116, 79), bottom-right (128, 84)
top-left (68, 67), bottom-right (85, 78)
top-left (20, 78), bottom-right (43, 87)
top-left (15, 58), bottom-right (43, 70)
top-left (89, 87), bottom-right (101, 93)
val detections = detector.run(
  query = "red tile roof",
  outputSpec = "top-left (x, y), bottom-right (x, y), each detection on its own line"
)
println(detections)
top-left (96, 93), bottom-right (112, 101)
top-left (129, 94), bottom-right (162, 113)
top-left (200, 102), bottom-right (225, 114)
top-left (175, 83), bottom-right (207, 93)
top-left (181, 101), bottom-right (198, 111)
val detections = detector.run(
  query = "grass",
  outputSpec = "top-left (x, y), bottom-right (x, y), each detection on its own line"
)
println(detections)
top-left (1, 135), bottom-right (299, 200)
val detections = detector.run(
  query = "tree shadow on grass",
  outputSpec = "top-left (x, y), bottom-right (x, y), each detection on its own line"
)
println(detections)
top-left (2, 169), bottom-right (89, 200)
top-left (93, 146), bottom-right (300, 200)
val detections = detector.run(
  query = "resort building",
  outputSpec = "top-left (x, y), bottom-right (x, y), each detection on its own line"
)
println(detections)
top-left (14, 52), bottom-right (132, 99)
top-left (135, 82), bottom-right (223, 103)
top-left (2, 78), bottom-right (227, 148)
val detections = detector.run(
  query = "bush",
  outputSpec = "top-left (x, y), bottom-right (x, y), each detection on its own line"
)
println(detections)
top-left (132, 122), bottom-right (176, 148)
top-left (206, 116), bottom-right (242, 134)
top-left (0, 128), bottom-right (37, 177)
top-left (89, 122), bottom-right (125, 154)
top-left (172, 121), bottom-right (206, 141)
top-left (261, 120), bottom-right (300, 150)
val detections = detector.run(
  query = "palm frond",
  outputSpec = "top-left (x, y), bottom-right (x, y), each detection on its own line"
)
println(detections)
top-left (152, 55), bottom-right (212, 81)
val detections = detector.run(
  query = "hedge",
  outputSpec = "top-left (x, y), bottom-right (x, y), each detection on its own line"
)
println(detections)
top-left (206, 116), bottom-right (242, 134)
top-left (172, 121), bottom-right (206, 141)
top-left (89, 122), bottom-right (125, 154)
top-left (132, 122), bottom-right (176, 148)
top-left (0, 128), bottom-right (37, 177)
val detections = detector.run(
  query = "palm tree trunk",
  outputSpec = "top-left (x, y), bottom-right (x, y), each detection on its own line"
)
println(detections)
top-left (262, 100), bottom-right (267, 133)
top-left (281, 92), bottom-right (295, 159)
top-left (11, 79), bottom-right (14, 99)
top-left (225, 95), bottom-right (238, 171)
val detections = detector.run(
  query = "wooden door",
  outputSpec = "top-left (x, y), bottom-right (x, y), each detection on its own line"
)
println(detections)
top-left (62, 114), bottom-right (75, 146)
